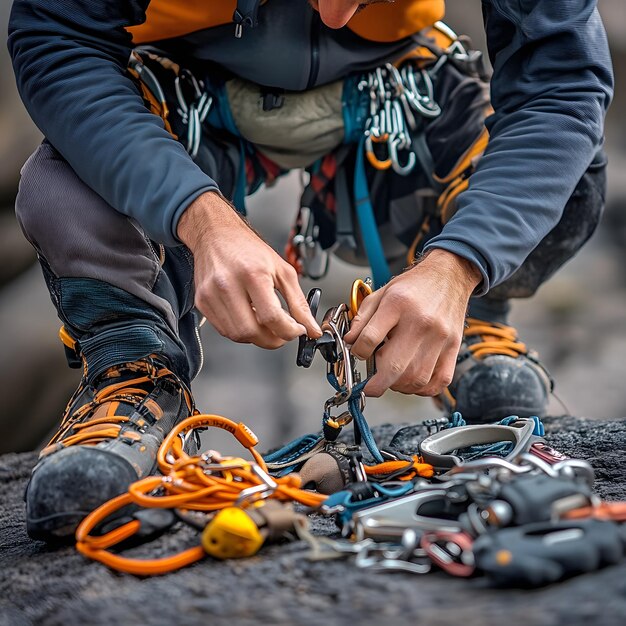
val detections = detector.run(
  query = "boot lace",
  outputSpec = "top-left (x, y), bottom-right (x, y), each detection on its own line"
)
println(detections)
top-left (464, 318), bottom-right (528, 360)
top-left (42, 359), bottom-right (193, 455)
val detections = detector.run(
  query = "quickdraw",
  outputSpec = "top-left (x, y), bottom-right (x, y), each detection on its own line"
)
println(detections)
top-left (289, 24), bottom-right (482, 288)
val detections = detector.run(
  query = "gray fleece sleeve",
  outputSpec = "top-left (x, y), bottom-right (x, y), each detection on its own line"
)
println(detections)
top-left (8, 0), bottom-right (219, 246)
top-left (423, 0), bottom-right (613, 295)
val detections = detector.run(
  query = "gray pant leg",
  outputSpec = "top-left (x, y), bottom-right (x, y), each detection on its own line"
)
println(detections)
top-left (15, 141), bottom-right (198, 382)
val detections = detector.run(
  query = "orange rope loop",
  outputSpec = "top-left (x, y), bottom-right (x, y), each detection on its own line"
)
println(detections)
top-left (75, 414), bottom-right (328, 575)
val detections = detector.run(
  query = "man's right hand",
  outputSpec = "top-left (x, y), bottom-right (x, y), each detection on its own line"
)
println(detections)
top-left (177, 191), bottom-right (322, 349)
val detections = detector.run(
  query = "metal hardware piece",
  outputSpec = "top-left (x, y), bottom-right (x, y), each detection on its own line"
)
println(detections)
top-left (352, 486), bottom-right (466, 537)
top-left (235, 464), bottom-right (278, 507)
top-left (419, 419), bottom-right (537, 470)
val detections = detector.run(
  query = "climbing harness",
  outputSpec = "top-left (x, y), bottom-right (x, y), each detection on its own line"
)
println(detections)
top-left (130, 27), bottom-right (485, 290)
top-left (287, 22), bottom-right (488, 289)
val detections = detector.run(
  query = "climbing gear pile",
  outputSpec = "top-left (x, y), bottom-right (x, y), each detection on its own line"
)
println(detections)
top-left (73, 280), bottom-right (626, 587)
top-left (303, 449), bottom-right (626, 587)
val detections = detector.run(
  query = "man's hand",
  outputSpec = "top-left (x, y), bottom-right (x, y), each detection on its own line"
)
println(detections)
top-left (344, 250), bottom-right (482, 397)
top-left (177, 192), bottom-right (321, 349)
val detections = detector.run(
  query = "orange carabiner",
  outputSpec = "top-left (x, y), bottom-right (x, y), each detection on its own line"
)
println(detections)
top-left (349, 278), bottom-right (373, 318)
top-left (365, 134), bottom-right (392, 170)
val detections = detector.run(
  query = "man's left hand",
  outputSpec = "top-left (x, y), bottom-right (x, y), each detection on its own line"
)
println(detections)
top-left (343, 250), bottom-right (482, 397)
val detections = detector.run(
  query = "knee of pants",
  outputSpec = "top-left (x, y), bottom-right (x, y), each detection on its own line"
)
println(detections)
top-left (15, 144), bottom-right (196, 380)
top-left (14, 141), bottom-right (184, 330)
top-left (16, 142), bottom-right (161, 286)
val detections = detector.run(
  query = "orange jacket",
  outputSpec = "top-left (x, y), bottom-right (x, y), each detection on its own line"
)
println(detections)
top-left (128, 0), bottom-right (445, 44)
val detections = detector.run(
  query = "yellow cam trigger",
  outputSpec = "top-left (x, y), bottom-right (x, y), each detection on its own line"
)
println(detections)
top-left (202, 507), bottom-right (264, 560)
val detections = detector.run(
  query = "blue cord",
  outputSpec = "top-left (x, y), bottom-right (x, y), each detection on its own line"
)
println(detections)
top-left (348, 380), bottom-right (384, 463)
top-left (325, 371), bottom-right (384, 464)
top-left (353, 135), bottom-right (391, 289)
top-left (326, 481), bottom-right (414, 527)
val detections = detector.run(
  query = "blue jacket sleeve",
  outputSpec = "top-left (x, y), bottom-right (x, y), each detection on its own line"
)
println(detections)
top-left (8, 0), bottom-right (219, 246)
top-left (424, 0), bottom-right (613, 295)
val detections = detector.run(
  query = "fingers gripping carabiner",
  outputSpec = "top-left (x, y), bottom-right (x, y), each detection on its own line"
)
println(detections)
top-left (349, 278), bottom-right (373, 319)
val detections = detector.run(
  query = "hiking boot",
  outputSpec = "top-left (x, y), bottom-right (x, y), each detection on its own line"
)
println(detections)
top-left (436, 318), bottom-right (553, 422)
top-left (25, 357), bottom-right (195, 541)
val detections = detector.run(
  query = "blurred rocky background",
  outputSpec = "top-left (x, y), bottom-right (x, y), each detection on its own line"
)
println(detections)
top-left (0, 1), bottom-right (624, 454)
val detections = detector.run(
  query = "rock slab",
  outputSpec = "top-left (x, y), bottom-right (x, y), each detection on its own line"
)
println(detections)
top-left (1, 417), bottom-right (625, 626)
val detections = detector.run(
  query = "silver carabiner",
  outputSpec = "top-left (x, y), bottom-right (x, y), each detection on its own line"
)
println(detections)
top-left (354, 529), bottom-right (432, 575)
top-left (385, 63), bottom-right (405, 98)
top-left (186, 105), bottom-right (201, 158)
top-left (352, 485), bottom-right (466, 536)
top-left (391, 99), bottom-right (411, 149)
top-left (375, 66), bottom-right (387, 104)
top-left (235, 464), bottom-right (278, 507)
top-left (404, 67), bottom-right (442, 118)
top-left (389, 136), bottom-right (416, 176)
top-left (398, 91), bottom-right (418, 131)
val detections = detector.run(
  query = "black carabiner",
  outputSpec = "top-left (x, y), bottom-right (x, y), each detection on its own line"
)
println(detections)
top-left (296, 289), bottom-right (336, 368)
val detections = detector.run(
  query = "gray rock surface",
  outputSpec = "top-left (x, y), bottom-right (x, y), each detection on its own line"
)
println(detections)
top-left (1, 417), bottom-right (625, 626)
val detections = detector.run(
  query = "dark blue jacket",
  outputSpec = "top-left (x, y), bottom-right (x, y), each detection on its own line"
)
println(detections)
top-left (8, 0), bottom-right (613, 293)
